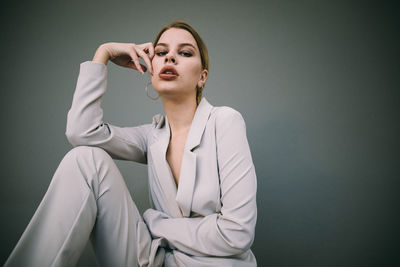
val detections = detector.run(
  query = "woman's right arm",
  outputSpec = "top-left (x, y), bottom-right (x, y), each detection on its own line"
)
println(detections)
top-left (65, 42), bottom-right (154, 163)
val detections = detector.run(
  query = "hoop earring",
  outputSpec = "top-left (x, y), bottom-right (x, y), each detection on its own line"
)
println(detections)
top-left (145, 80), bottom-right (159, 100)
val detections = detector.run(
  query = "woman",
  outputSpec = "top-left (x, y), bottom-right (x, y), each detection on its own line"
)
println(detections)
top-left (5, 21), bottom-right (257, 267)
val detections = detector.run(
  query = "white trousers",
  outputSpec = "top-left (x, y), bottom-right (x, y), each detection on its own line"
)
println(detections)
top-left (5, 146), bottom-right (143, 267)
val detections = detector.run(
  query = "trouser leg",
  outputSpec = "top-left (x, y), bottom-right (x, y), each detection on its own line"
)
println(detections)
top-left (4, 146), bottom-right (142, 267)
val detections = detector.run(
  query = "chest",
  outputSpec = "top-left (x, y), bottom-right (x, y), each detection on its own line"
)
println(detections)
top-left (166, 134), bottom-right (187, 186)
top-left (147, 118), bottom-right (221, 217)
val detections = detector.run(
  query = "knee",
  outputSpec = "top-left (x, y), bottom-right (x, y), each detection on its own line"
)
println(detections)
top-left (53, 146), bottom-right (117, 200)
top-left (63, 146), bottom-right (113, 166)
top-left (60, 146), bottom-right (124, 198)
top-left (59, 146), bottom-right (116, 182)
top-left (66, 145), bottom-right (109, 158)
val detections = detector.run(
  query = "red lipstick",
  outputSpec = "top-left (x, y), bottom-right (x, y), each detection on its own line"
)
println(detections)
top-left (159, 66), bottom-right (179, 80)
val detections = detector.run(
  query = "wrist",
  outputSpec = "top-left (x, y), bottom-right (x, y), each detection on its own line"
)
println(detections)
top-left (92, 44), bottom-right (110, 65)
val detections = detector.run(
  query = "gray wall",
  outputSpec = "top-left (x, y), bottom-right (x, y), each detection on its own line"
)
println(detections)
top-left (1, 0), bottom-right (398, 266)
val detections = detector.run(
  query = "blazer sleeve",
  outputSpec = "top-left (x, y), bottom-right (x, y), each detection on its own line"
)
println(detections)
top-left (143, 108), bottom-right (257, 257)
top-left (65, 61), bottom-right (152, 163)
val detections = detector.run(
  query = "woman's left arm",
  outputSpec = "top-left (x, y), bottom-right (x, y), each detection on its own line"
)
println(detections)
top-left (144, 108), bottom-right (257, 257)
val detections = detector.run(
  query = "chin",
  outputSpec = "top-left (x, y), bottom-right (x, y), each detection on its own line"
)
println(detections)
top-left (153, 80), bottom-right (195, 99)
top-left (154, 80), bottom-right (180, 93)
top-left (154, 84), bottom-right (177, 94)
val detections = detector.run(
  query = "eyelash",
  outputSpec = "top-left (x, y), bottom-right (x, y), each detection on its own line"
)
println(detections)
top-left (155, 51), bottom-right (193, 57)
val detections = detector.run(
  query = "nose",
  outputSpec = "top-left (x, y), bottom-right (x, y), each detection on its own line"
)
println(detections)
top-left (165, 53), bottom-right (176, 64)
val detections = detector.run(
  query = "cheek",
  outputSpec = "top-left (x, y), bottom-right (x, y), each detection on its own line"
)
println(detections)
top-left (183, 59), bottom-right (202, 77)
top-left (151, 58), bottom-right (163, 72)
top-left (187, 65), bottom-right (203, 81)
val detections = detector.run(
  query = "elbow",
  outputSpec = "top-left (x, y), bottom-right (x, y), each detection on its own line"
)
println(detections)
top-left (65, 116), bottom-right (81, 146)
top-left (65, 120), bottom-right (95, 146)
top-left (65, 126), bottom-right (88, 147)
top-left (218, 219), bottom-right (255, 254)
top-left (231, 228), bottom-right (254, 253)
top-left (65, 130), bottom-right (80, 147)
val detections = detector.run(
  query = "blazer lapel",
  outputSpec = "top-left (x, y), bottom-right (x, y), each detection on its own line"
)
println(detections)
top-left (176, 97), bottom-right (213, 217)
top-left (149, 116), bottom-right (183, 218)
top-left (149, 97), bottom-right (214, 218)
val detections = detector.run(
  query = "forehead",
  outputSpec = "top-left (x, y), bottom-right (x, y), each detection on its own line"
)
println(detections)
top-left (157, 28), bottom-right (198, 49)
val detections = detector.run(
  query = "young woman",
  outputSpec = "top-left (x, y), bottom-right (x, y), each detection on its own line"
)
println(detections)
top-left (5, 21), bottom-right (257, 267)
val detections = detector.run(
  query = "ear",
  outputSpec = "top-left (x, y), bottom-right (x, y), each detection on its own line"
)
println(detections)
top-left (197, 69), bottom-right (209, 89)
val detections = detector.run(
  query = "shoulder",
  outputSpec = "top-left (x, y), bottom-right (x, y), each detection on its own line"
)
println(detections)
top-left (150, 113), bottom-right (166, 129)
top-left (211, 105), bottom-right (246, 129)
top-left (211, 105), bottom-right (251, 154)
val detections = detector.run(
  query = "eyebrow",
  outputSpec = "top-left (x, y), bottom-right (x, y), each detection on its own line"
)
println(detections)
top-left (155, 42), bottom-right (197, 50)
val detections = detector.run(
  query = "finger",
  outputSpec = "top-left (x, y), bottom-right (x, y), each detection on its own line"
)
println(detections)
top-left (139, 42), bottom-right (155, 60)
top-left (147, 42), bottom-right (155, 60)
top-left (127, 61), bottom-right (147, 72)
top-left (136, 50), bottom-right (153, 75)
top-left (129, 47), bottom-right (144, 74)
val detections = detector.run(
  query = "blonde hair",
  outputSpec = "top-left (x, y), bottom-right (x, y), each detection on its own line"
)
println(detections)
top-left (153, 21), bottom-right (209, 105)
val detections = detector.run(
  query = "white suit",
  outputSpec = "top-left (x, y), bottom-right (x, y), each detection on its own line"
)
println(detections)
top-left (5, 61), bottom-right (257, 266)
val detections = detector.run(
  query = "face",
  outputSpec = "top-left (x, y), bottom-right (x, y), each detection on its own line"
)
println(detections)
top-left (151, 28), bottom-right (207, 100)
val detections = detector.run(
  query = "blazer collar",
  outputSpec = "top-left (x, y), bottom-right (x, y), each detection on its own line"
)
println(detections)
top-left (165, 96), bottom-right (213, 151)
top-left (149, 97), bottom-right (213, 217)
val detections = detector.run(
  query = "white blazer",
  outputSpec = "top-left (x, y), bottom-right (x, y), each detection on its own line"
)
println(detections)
top-left (66, 61), bottom-right (257, 266)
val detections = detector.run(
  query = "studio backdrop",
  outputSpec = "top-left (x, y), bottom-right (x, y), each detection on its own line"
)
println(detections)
top-left (0, 0), bottom-right (398, 266)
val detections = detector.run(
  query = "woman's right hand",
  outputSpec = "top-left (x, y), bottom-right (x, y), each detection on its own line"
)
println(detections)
top-left (92, 42), bottom-right (154, 75)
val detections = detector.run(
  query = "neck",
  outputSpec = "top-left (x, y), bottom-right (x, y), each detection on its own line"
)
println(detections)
top-left (161, 96), bottom-right (198, 137)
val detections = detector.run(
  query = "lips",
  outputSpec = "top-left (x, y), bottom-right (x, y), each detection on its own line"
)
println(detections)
top-left (159, 66), bottom-right (179, 80)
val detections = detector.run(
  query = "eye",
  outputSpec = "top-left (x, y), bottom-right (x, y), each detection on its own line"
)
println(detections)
top-left (155, 51), bottom-right (167, 56)
top-left (180, 51), bottom-right (193, 57)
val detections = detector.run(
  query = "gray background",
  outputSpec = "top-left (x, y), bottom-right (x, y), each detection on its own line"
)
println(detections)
top-left (1, 0), bottom-right (398, 266)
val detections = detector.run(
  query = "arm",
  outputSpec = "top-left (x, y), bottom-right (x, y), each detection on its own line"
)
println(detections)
top-left (65, 60), bottom-right (152, 163)
top-left (143, 108), bottom-right (257, 256)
